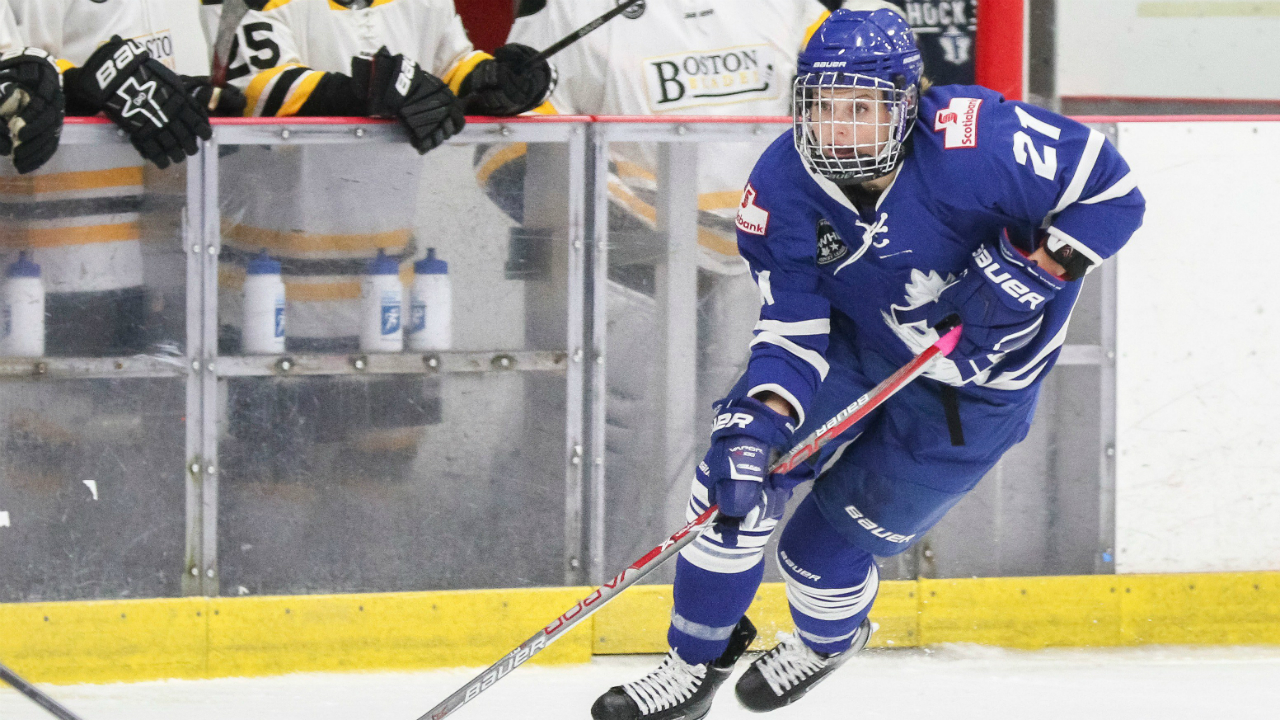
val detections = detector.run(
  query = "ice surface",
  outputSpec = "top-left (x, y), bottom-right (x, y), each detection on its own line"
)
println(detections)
top-left (4, 645), bottom-right (1280, 720)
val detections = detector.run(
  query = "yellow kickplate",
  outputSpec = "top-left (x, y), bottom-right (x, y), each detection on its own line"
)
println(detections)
top-left (206, 588), bottom-right (595, 678)
top-left (2, 588), bottom-right (594, 685)
top-left (1120, 572), bottom-right (1280, 645)
top-left (0, 598), bottom-right (209, 685)
top-left (918, 575), bottom-right (1124, 649)
top-left (3, 572), bottom-right (1278, 685)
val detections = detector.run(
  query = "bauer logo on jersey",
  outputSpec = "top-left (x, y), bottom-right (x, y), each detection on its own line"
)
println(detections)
top-left (736, 183), bottom-right (769, 236)
top-left (815, 218), bottom-right (849, 265)
top-left (643, 45), bottom-right (778, 112)
top-left (933, 97), bottom-right (983, 150)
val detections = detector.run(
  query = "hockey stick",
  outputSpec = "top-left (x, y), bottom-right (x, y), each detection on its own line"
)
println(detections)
top-left (0, 661), bottom-right (85, 720)
top-left (208, 0), bottom-right (252, 111)
top-left (522, 0), bottom-right (645, 68)
top-left (418, 325), bottom-right (962, 720)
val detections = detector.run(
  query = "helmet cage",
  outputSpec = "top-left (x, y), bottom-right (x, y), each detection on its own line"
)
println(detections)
top-left (792, 72), bottom-right (919, 185)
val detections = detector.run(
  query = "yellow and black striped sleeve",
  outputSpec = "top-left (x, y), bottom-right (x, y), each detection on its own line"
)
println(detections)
top-left (243, 62), bottom-right (364, 118)
top-left (229, 1), bottom-right (362, 117)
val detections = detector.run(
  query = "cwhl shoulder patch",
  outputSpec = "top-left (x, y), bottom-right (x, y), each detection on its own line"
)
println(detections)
top-left (815, 218), bottom-right (848, 265)
top-left (933, 97), bottom-right (983, 150)
top-left (736, 182), bottom-right (769, 236)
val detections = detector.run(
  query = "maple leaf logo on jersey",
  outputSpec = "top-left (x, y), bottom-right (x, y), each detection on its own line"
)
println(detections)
top-left (116, 77), bottom-right (168, 129)
top-left (880, 269), bottom-right (968, 385)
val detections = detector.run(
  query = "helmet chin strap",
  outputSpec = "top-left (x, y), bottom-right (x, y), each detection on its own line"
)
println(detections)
top-left (830, 157), bottom-right (902, 188)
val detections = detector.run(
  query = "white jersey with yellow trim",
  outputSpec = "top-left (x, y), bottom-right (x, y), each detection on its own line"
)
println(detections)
top-left (210, 0), bottom-right (486, 346)
top-left (0, 0), bottom-right (208, 296)
top-left (506, 0), bottom-right (832, 274)
top-left (8, 0), bottom-right (209, 73)
top-left (217, 0), bottom-right (486, 118)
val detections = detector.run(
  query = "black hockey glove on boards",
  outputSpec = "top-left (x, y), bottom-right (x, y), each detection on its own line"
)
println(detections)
top-left (0, 48), bottom-right (65, 174)
top-left (183, 75), bottom-right (249, 118)
top-left (351, 47), bottom-right (464, 154)
top-left (64, 36), bottom-right (212, 169)
top-left (460, 43), bottom-right (553, 116)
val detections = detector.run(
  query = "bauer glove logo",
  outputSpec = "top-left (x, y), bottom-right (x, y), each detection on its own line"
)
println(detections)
top-left (95, 40), bottom-right (147, 90)
top-left (395, 60), bottom-right (417, 97)
top-left (972, 245), bottom-right (1048, 310)
top-left (712, 411), bottom-right (754, 432)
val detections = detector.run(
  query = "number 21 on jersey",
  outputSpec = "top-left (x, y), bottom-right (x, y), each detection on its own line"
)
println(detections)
top-left (1012, 106), bottom-right (1061, 180)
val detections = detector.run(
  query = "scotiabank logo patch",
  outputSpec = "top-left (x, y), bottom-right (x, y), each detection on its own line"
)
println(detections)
top-left (736, 183), bottom-right (769, 236)
top-left (933, 97), bottom-right (983, 149)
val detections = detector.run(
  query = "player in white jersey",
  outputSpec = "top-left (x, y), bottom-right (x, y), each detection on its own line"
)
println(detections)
top-left (503, 0), bottom-right (841, 272)
top-left (204, 0), bottom-right (553, 484)
top-left (1, 0), bottom-right (219, 356)
top-left (0, 3), bottom-right (226, 540)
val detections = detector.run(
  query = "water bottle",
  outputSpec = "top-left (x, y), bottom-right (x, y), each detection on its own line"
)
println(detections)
top-left (409, 248), bottom-right (452, 351)
top-left (1, 252), bottom-right (45, 357)
top-left (360, 249), bottom-right (403, 352)
top-left (242, 250), bottom-right (286, 354)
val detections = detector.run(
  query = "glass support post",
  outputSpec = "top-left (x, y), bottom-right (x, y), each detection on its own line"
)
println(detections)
top-left (656, 138), bottom-right (700, 529)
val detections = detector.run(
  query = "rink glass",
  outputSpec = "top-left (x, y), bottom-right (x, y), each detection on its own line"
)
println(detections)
top-left (0, 117), bottom-right (1117, 601)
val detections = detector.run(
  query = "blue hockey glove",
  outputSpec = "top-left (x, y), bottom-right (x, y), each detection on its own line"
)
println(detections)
top-left (704, 396), bottom-right (797, 528)
top-left (928, 231), bottom-right (1065, 382)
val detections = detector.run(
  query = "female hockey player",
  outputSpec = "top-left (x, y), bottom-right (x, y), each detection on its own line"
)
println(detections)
top-left (591, 8), bottom-right (1144, 720)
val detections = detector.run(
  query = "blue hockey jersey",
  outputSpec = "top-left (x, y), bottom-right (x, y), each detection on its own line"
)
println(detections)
top-left (733, 85), bottom-right (1145, 425)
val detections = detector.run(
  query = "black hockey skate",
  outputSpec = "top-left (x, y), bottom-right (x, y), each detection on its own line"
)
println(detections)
top-left (591, 616), bottom-right (757, 720)
top-left (734, 618), bottom-right (872, 712)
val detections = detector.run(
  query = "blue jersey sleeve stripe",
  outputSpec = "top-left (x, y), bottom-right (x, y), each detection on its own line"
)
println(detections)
top-left (1045, 226), bottom-right (1105, 266)
top-left (985, 321), bottom-right (1070, 390)
top-left (1048, 128), bottom-right (1107, 219)
top-left (1080, 172), bottom-right (1139, 205)
top-left (746, 383), bottom-right (807, 427)
top-left (754, 269), bottom-right (775, 305)
top-left (992, 316), bottom-right (1044, 352)
top-left (758, 300), bottom-right (831, 324)
top-left (985, 358), bottom-right (1052, 391)
top-left (750, 332), bottom-right (831, 379)
top-left (754, 318), bottom-right (831, 337)
top-left (746, 354), bottom-right (820, 416)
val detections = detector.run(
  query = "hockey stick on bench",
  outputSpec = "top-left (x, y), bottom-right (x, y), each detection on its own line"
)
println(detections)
top-left (418, 324), bottom-right (962, 720)
top-left (522, 0), bottom-right (646, 68)
top-left (0, 661), bottom-right (85, 720)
